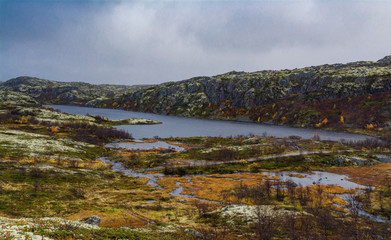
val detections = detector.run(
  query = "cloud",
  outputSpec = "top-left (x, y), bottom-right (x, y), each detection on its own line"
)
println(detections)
top-left (1, 1), bottom-right (390, 85)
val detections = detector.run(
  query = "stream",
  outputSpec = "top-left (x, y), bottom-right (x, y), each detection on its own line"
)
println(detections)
top-left (98, 156), bottom-right (391, 223)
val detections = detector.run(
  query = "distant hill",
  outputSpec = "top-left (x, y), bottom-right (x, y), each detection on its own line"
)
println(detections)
top-left (0, 76), bottom-right (152, 106)
top-left (2, 56), bottom-right (391, 130)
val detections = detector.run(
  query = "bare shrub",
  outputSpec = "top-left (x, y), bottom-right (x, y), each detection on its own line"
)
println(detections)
top-left (343, 137), bottom-right (389, 149)
top-left (253, 206), bottom-right (276, 240)
top-left (311, 133), bottom-right (321, 141)
top-left (29, 167), bottom-right (43, 178)
top-left (69, 182), bottom-right (86, 199)
top-left (206, 148), bottom-right (236, 161)
top-left (192, 200), bottom-right (219, 216)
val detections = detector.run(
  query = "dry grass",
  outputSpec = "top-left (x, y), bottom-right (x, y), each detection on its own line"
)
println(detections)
top-left (157, 177), bottom-right (189, 193)
top-left (288, 173), bottom-right (307, 178)
top-left (165, 141), bottom-right (196, 150)
top-left (67, 210), bottom-right (147, 228)
top-left (327, 163), bottom-right (391, 187)
top-left (17, 157), bottom-right (112, 170)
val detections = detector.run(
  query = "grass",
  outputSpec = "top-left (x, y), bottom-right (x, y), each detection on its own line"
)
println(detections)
top-left (113, 136), bottom-right (376, 173)
top-left (0, 162), bottom-right (153, 218)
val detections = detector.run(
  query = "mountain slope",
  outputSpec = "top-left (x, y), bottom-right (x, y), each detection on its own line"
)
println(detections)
top-left (105, 55), bottom-right (391, 129)
top-left (2, 56), bottom-right (391, 130)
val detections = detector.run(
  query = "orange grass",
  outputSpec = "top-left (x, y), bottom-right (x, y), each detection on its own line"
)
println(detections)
top-left (181, 176), bottom-right (240, 202)
top-left (157, 177), bottom-right (189, 193)
top-left (307, 185), bottom-right (356, 194)
top-left (288, 173), bottom-right (307, 178)
top-left (172, 173), bottom-right (361, 206)
top-left (327, 163), bottom-right (391, 187)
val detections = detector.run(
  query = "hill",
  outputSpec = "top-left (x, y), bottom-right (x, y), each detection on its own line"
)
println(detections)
top-left (0, 76), bottom-right (152, 106)
top-left (91, 55), bottom-right (391, 131)
top-left (1, 56), bottom-right (391, 131)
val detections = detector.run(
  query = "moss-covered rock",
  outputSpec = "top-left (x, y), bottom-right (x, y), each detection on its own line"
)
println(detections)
top-left (0, 90), bottom-right (39, 106)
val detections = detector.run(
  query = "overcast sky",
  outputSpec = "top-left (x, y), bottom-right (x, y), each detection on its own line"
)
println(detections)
top-left (1, 0), bottom-right (390, 85)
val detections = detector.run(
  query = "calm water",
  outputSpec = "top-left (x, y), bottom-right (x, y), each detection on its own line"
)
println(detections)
top-left (50, 105), bottom-right (369, 141)
top-left (106, 141), bottom-right (185, 151)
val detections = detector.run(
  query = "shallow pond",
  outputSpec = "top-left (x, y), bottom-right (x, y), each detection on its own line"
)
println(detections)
top-left (263, 171), bottom-right (365, 189)
top-left (106, 141), bottom-right (185, 152)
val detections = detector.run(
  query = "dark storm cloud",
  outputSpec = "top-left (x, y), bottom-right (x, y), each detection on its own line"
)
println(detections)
top-left (1, 0), bottom-right (390, 85)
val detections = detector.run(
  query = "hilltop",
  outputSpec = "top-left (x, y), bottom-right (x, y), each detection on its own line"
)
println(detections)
top-left (2, 55), bottom-right (391, 132)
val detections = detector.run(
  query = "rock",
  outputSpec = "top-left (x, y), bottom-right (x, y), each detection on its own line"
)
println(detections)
top-left (178, 199), bottom-right (187, 203)
top-left (374, 155), bottom-right (391, 163)
top-left (334, 156), bottom-right (373, 166)
top-left (83, 215), bottom-right (101, 226)
top-left (184, 229), bottom-right (204, 237)
top-left (0, 90), bottom-right (39, 106)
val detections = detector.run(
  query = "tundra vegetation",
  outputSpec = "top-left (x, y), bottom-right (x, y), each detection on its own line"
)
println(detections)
top-left (0, 56), bottom-right (391, 239)
top-left (0, 103), bottom-right (390, 239)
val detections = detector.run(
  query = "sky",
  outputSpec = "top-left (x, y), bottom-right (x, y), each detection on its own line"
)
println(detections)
top-left (0, 0), bottom-right (390, 85)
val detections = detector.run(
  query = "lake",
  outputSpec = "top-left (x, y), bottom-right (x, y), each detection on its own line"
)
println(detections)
top-left (50, 105), bottom-right (369, 141)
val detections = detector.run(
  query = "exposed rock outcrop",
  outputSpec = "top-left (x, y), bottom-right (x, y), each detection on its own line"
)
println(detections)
top-left (82, 215), bottom-right (101, 226)
top-left (0, 90), bottom-right (39, 106)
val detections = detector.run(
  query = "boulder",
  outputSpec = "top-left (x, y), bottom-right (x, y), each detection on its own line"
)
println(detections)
top-left (184, 229), bottom-right (204, 237)
top-left (83, 215), bottom-right (101, 226)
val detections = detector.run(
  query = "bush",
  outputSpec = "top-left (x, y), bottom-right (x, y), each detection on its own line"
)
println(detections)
top-left (342, 137), bottom-right (389, 149)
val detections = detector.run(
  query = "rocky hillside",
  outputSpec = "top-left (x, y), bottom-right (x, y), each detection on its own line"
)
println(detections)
top-left (0, 76), bottom-right (152, 106)
top-left (2, 56), bottom-right (391, 130)
top-left (103, 55), bottom-right (391, 130)
top-left (0, 90), bottom-right (40, 106)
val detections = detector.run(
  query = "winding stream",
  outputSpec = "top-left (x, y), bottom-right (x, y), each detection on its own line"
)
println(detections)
top-left (99, 156), bottom-right (390, 223)
top-left (98, 157), bottom-right (164, 189)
